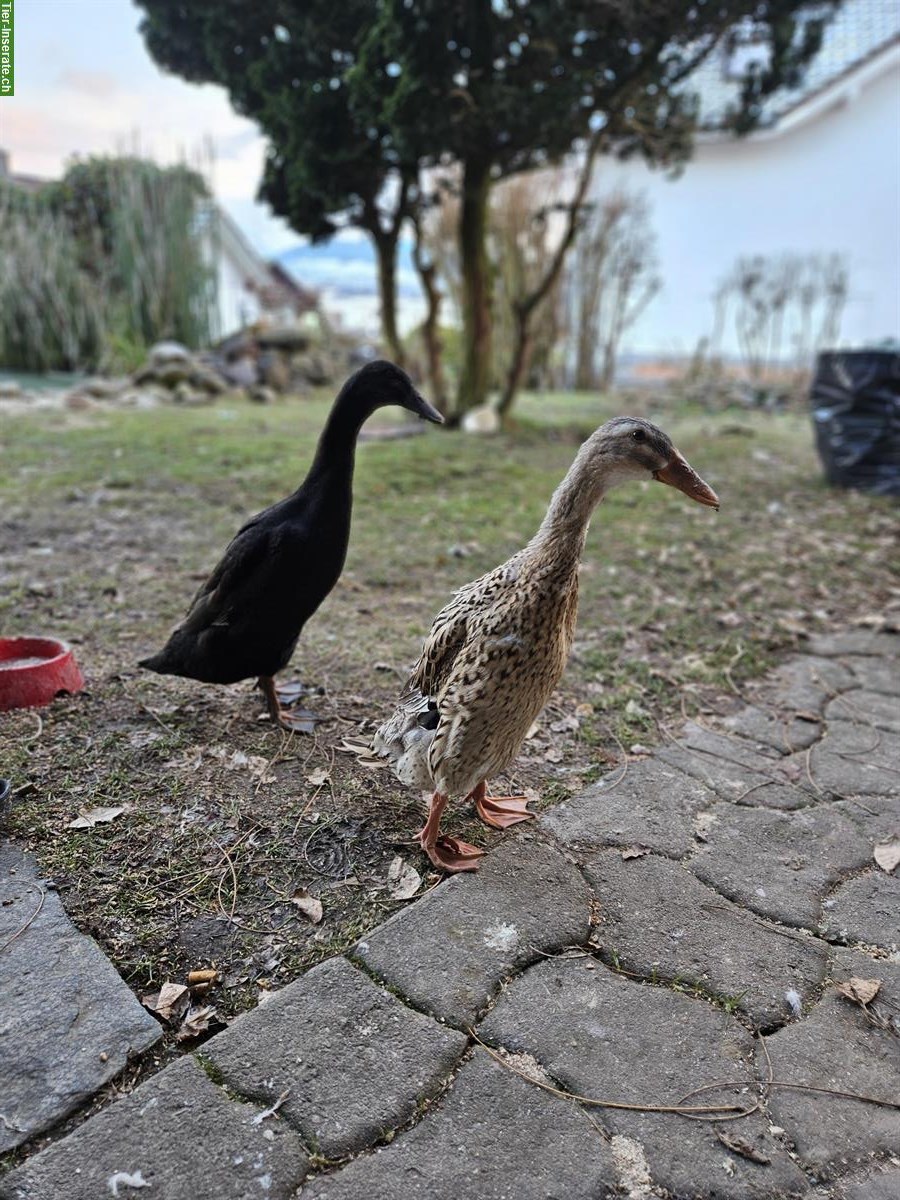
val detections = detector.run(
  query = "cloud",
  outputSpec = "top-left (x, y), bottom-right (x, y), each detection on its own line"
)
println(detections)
top-left (55, 69), bottom-right (118, 98)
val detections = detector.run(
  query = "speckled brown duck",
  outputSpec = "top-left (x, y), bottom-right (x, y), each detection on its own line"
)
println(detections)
top-left (375, 416), bottom-right (719, 872)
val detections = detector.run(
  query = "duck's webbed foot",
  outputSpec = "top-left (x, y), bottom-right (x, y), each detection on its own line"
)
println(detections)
top-left (427, 835), bottom-right (485, 873)
top-left (258, 676), bottom-right (320, 733)
top-left (469, 780), bottom-right (535, 829)
top-left (417, 791), bottom-right (485, 873)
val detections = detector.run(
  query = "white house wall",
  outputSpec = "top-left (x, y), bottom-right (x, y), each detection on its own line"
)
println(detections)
top-left (589, 61), bottom-right (900, 359)
top-left (216, 252), bottom-right (263, 338)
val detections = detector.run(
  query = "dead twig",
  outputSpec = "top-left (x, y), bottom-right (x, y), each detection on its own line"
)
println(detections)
top-left (0, 884), bottom-right (46, 953)
top-left (468, 1029), bottom-right (754, 1119)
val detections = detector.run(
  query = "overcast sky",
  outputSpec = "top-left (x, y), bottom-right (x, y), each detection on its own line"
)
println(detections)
top-left (2, 0), bottom-right (299, 256)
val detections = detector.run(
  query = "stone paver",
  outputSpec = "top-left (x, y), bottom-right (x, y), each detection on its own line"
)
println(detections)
top-left (0, 844), bottom-right (161, 1152)
top-left (840, 656), bottom-right (900, 697)
top-left (585, 849), bottom-right (828, 1028)
top-left (204, 956), bottom-right (467, 1157)
top-left (764, 952), bottom-right (900, 1180)
top-left (541, 757), bottom-right (715, 857)
top-left (807, 721), bottom-right (900, 797)
top-left (0, 1057), bottom-right (309, 1200)
top-left (820, 870), bottom-right (900, 950)
top-left (760, 655), bottom-right (858, 715)
top-left (679, 720), bottom-right (783, 766)
top-left (656, 739), bottom-right (813, 810)
top-left (807, 630), bottom-right (899, 659)
top-left (353, 835), bottom-right (590, 1026)
top-left (301, 1048), bottom-right (619, 1200)
top-left (689, 802), bottom-right (872, 928)
top-left (826, 689), bottom-right (900, 734)
top-left (841, 1170), bottom-right (900, 1200)
top-left (720, 703), bottom-right (823, 754)
top-left (481, 957), bottom-right (810, 1199)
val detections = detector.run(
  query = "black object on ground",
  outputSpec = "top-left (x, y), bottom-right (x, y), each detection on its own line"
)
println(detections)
top-left (811, 349), bottom-right (900, 496)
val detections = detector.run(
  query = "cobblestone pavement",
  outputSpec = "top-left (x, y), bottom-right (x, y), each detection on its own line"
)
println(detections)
top-left (1, 629), bottom-right (898, 1199)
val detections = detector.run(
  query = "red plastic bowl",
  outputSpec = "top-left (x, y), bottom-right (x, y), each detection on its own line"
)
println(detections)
top-left (0, 637), bottom-right (85, 712)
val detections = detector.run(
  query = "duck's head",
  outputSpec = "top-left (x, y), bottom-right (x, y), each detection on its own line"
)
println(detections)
top-left (595, 416), bottom-right (719, 508)
top-left (343, 360), bottom-right (444, 424)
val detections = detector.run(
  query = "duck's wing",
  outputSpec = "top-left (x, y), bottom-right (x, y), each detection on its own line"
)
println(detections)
top-left (374, 562), bottom-right (517, 779)
top-left (180, 518), bottom-right (271, 633)
top-left (407, 587), bottom-right (472, 699)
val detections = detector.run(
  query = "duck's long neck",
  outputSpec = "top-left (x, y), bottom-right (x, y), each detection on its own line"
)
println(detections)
top-left (301, 398), bottom-right (372, 495)
top-left (526, 439), bottom-right (612, 571)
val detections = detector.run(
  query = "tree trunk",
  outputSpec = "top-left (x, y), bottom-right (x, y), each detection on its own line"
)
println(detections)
top-left (497, 305), bottom-right (533, 417)
top-left (454, 157), bottom-right (492, 422)
top-left (412, 231), bottom-right (448, 412)
top-left (374, 232), bottom-right (405, 368)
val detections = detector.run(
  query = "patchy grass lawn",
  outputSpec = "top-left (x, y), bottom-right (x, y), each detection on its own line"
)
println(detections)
top-left (0, 388), bottom-right (896, 1038)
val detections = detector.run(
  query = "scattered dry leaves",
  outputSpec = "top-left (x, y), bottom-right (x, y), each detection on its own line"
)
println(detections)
top-left (176, 1004), bottom-right (217, 1041)
top-left (387, 856), bottom-right (421, 900)
top-left (291, 887), bottom-right (323, 924)
top-left (835, 977), bottom-right (882, 1008)
top-left (141, 981), bottom-right (190, 1023)
top-left (68, 805), bottom-right (125, 830)
top-left (873, 840), bottom-right (900, 874)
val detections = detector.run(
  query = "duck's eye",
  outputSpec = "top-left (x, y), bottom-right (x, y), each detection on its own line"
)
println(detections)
top-left (632, 429), bottom-right (646, 443)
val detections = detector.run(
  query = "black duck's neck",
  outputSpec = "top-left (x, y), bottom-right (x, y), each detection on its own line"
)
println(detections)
top-left (305, 395), bottom-right (374, 488)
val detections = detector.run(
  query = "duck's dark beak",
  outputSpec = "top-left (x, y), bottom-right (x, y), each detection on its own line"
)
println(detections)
top-left (409, 391), bottom-right (444, 424)
top-left (653, 449), bottom-right (719, 509)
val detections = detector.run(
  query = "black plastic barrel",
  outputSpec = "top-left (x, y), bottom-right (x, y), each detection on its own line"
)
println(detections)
top-left (811, 350), bottom-right (900, 496)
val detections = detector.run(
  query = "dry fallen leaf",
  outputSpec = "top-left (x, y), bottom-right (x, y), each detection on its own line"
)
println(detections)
top-left (306, 767), bottom-right (330, 787)
top-left (387, 856), bottom-right (422, 900)
top-left (68, 805), bottom-right (125, 830)
top-left (142, 981), bottom-right (190, 1023)
top-left (291, 888), bottom-right (323, 924)
top-left (621, 847), bottom-right (650, 861)
top-left (873, 840), bottom-right (900, 874)
top-left (835, 976), bottom-right (882, 1007)
top-left (176, 1004), bottom-right (216, 1041)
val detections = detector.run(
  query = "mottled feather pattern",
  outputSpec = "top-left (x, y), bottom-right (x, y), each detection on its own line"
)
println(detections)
top-left (375, 542), bottom-right (580, 797)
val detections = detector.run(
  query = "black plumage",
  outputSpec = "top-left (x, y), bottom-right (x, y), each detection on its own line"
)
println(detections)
top-left (140, 361), bottom-right (443, 728)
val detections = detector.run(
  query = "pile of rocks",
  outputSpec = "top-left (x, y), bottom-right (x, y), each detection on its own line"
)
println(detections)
top-left (1, 320), bottom-right (377, 416)
top-left (212, 321), bottom-right (368, 401)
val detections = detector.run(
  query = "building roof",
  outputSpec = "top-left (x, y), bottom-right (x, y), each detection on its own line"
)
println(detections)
top-left (695, 0), bottom-right (900, 130)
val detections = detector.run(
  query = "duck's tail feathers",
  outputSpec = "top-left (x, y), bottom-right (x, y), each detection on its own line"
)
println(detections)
top-left (374, 691), bottom-right (437, 790)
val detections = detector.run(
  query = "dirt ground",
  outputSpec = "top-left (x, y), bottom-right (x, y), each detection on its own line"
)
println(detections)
top-left (1, 388), bottom-right (896, 1049)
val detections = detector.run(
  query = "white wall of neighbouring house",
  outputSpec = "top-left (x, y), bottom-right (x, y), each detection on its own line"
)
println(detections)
top-left (215, 252), bottom-right (264, 338)
top-left (587, 59), bottom-right (900, 361)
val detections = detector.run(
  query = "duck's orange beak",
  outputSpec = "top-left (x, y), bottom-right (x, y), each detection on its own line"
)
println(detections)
top-left (653, 449), bottom-right (719, 509)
